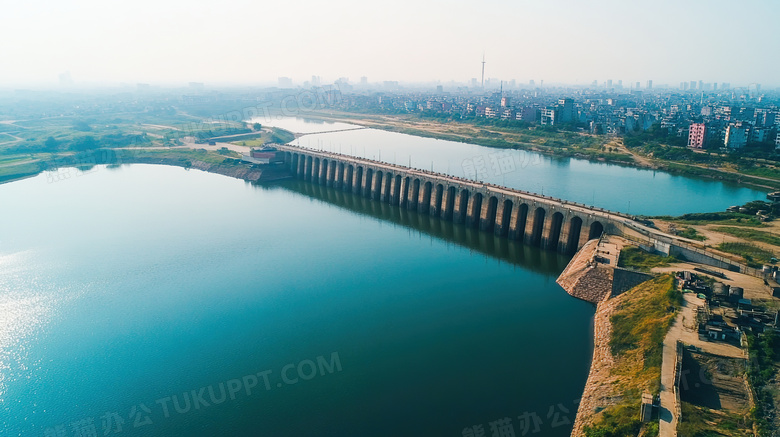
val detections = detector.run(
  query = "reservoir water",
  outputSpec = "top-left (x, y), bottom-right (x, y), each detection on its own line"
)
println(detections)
top-left (1, 118), bottom-right (765, 436)
top-left (1, 165), bottom-right (591, 437)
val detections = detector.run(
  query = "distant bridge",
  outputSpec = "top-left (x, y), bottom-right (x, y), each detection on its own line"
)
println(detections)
top-left (293, 127), bottom-right (366, 138)
top-left (278, 144), bottom-right (635, 255)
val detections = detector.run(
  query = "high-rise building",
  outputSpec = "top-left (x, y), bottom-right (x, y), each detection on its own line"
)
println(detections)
top-left (278, 77), bottom-right (293, 88)
top-left (360, 76), bottom-right (368, 85)
top-left (540, 107), bottom-right (558, 125)
top-left (755, 108), bottom-right (776, 127)
top-left (558, 98), bottom-right (574, 123)
top-left (500, 97), bottom-right (511, 107)
top-left (646, 80), bottom-right (653, 89)
top-left (607, 79), bottom-right (613, 89)
top-left (636, 82), bottom-right (640, 89)
top-left (529, 79), bottom-right (535, 86)
top-left (725, 123), bottom-right (750, 149)
top-left (688, 123), bottom-right (706, 148)
top-left (698, 80), bottom-right (704, 91)
top-left (690, 81), bottom-right (697, 90)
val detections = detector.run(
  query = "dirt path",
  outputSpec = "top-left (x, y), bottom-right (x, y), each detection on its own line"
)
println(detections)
top-left (178, 137), bottom-right (250, 154)
top-left (609, 138), bottom-right (655, 167)
top-left (0, 132), bottom-right (23, 146)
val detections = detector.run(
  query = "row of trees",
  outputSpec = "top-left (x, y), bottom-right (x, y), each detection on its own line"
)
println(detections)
top-left (7, 133), bottom-right (151, 155)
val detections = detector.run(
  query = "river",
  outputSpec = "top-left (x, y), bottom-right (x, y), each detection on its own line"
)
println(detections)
top-left (1, 165), bottom-right (591, 437)
top-left (0, 117), bottom-right (765, 437)
top-left (255, 116), bottom-right (765, 216)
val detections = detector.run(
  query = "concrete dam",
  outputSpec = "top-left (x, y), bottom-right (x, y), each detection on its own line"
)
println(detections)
top-left (278, 145), bottom-right (633, 255)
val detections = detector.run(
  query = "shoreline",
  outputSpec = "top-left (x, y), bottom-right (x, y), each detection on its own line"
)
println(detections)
top-left (570, 298), bottom-right (620, 436)
top-left (301, 112), bottom-right (777, 192)
top-left (0, 156), bottom-right (292, 186)
top-left (2, 155), bottom-right (633, 436)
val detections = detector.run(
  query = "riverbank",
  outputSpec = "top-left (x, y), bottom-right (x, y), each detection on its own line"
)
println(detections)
top-left (0, 148), bottom-right (293, 186)
top-left (302, 111), bottom-right (780, 191)
top-left (558, 237), bottom-right (685, 436)
top-left (571, 296), bottom-right (622, 436)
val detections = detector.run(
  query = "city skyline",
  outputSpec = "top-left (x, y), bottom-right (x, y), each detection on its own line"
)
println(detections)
top-left (0, 0), bottom-right (778, 87)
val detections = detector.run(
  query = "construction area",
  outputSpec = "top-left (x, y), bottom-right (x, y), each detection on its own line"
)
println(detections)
top-left (558, 234), bottom-right (780, 437)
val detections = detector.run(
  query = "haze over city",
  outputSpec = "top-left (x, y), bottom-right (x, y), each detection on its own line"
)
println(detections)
top-left (4, 1), bottom-right (780, 436)
top-left (1, 0), bottom-right (778, 87)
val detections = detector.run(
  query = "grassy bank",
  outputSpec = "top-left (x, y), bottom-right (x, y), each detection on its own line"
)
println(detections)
top-left (0, 160), bottom-right (44, 184)
top-left (0, 121), bottom-right (294, 186)
top-left (716, 242), bottom-right (775, 267)
top-left (325, 113), bottom-right (639, 166)
top-left (678, 401), bottom-right (753, 437)
top-left (617, 246), bottom-right (677, 271)
top-left (713, 227), bottom-right (780, 246)
top-left (659, 162), bottom-right (780, 191)
top-left (0, 147), bottom-right (250, 186)
top-left (654, 211), bottom-right (767, 228)
top-left (584, 275), bottom-right (682, 437)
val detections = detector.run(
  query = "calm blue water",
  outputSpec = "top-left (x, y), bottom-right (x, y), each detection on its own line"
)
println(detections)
top-left (0, 165), bottom-right (592, 437)
top-left (1, 117), bottom-right (765, 437)
top-left (254, 116), bottom-right (765, 216)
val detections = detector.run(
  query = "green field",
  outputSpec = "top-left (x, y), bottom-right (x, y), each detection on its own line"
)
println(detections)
top-left (617, 246), bottom-right (676, 271)
top-left (716, 242), bottom-right (775, 267)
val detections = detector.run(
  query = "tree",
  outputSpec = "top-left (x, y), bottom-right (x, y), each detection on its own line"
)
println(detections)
top-left (44, 136), bottom-right (59, 151)
top-left (73, 120), bottom-right (92, 132)
top-left (252, 122), bottom-right (262, 130)
top-left (70, 136), bottom-right (98, 151)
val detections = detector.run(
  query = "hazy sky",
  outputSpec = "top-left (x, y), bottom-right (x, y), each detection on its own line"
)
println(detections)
top-left (1, 0), bottom-right (778, 87)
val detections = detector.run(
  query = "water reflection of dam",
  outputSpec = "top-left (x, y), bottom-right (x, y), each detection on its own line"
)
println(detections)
top-left (267, 179), bottom-right (570, 275)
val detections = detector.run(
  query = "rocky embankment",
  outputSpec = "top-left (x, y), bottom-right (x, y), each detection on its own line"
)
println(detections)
top-left (556, 239), bottom-right (614, 304)
top-left (556, 239), bottom-right (622, 436)
top-left (569, 297), bottom-right (622, 436)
